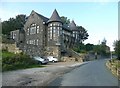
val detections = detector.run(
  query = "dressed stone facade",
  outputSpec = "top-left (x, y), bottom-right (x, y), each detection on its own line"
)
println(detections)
top-left (10, 9), bottom-right (82, 60)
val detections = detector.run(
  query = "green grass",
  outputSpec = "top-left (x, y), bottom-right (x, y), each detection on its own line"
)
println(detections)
top-left (2, 51), bottom-right (15, 58)
top-left (2, 51), bottom-right (45, 72)
top-left (2, 64), bottom-right (45, 72)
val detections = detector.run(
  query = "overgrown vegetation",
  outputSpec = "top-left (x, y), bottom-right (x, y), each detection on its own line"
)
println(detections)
top-left (2, 15), bottom-right (26, 35)
top-left (2, 51), bottom-right (43, 71)
top-left (107, 58), bottom-right (120, 79)
top-left (73, 42), bottom-right (110, 57)
top-left (113, 40), bottom-right (120, 60)
top-left (2, 34), bottom-right (14, 44)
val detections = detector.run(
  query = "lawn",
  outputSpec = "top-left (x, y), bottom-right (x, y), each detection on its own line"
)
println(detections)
top-left (2, 51), bottom-right (45, 72)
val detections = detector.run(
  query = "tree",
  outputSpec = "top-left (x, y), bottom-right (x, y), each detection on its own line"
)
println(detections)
top-left (85, 43), bottom-right (94, 51)
top-left (2, 14), bottom-right (27, 35)
top-left (61, 16), bottom-right (70, 24)
top-left (60, 16), bottom-right (89, 43)
top-left (93, 45), bottom-right (101, 54)
top-left (114, 40), bottom-right (120, 60)
top-left (77, 26), bottom-right (89, 42)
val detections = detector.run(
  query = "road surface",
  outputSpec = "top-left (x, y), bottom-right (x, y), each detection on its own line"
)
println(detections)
top-left (49, 59), bottom-right (119, 87)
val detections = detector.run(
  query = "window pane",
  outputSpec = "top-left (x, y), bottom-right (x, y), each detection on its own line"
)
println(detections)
top-left (37, 26), bottom-right (39, 33)
top-left (36, 39), bottom-right (39, 45)
top-left (50, 28), bottom-right (52, 39)
top-left (27, 28), bottom-right (29, 35)
top-left (50, 24), bottom-right (52, 26)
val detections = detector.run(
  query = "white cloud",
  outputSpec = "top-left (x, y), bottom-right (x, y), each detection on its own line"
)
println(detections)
top-left (0, 8), bottom-right (20, 21)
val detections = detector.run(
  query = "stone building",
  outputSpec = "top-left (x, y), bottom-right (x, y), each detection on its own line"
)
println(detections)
top-left (10, 9), bottom-right (83, 60)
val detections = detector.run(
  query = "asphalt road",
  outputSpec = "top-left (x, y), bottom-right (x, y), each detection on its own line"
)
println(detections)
top-left (49, 59), bottom-right (119, 87)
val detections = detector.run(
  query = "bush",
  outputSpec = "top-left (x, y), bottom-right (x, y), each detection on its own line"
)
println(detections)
top-left (2, 51), bottom-right (39, 71)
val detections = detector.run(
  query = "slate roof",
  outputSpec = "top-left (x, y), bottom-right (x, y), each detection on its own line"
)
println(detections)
top-left (47, 9), bottom-right (62, 23)
top-left (69, 20), bottom-right (77, 30)
top-left (35, 11), bottom-right (49, 22)
top-left (63, 24), bottom-right (72, 32)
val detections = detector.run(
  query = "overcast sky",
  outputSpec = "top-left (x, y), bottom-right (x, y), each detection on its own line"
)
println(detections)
top-left (0, 1), bottom-right (118, 51)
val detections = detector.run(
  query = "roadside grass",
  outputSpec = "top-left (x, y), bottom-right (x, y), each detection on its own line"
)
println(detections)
top-left (2, 51), bottom-right (45, 72)
top-left (2, 64), bottom-right (46, 72)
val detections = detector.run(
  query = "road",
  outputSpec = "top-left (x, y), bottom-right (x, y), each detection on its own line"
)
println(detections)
top-left (49, 59), bottom-right (119, 86)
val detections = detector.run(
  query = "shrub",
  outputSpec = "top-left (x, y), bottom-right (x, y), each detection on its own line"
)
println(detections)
top-left (2, 51), bottom-right (39, 71)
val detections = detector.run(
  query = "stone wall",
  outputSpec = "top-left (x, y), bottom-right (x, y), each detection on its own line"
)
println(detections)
top-left (61, 49), bottom-right (87, 62)
top-left (45, 46), bottom-right (61, 60)
top-left (2, 43), bottom-right (22, 54)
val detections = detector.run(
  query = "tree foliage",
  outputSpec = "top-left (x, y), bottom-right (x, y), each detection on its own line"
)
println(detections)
top-left (77, 26), bottom-right (89, 42)
top-left (2, 14), bottom-right (26, 35)
top-left (61, 16), bottom-right (70, 24)
top-left (114, 40), bottom-right (120, 60)
top-left (60, 16), bottom-right (89, 43)
top-left (85, 43), bottom-right (94, 51)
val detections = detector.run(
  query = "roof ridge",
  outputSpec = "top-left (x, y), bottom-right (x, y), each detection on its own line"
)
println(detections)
top-left (32, 10), bottom-right (49, 22)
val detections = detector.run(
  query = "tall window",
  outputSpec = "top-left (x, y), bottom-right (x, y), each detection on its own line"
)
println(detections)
top-left (30, 26), bottom-right (36, 34)
top-left (33, 40), bottom-right (36, 45)
top-left (26, 40), bottom-right (29, 44)
top-left (30, 23), bottom-right (36, 34)
top-left (27, 28), bottom-right (29, 35)
top-left (29, 40), bottom-right (32, 44)
top-left (36, 26), bottom-right (39, 33)
top-left (36, 39), bottom-right (39, 45)
top-left (73, 31), bottom-right (75, 37)
top-left (50, 27), bottom-right (52, 39)
top-left (58, 27), bottom-right (59, 35)
top-left (50, 24), bottom-right (52, 26)
top-left (53, 27), bottom-right (56, 40)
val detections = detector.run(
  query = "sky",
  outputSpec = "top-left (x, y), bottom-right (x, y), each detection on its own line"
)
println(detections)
top-left (0, 1), bottom-right (118, 51)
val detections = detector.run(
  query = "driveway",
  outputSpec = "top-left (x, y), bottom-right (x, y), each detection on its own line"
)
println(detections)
top-left (2, 62), bottom-right (87, 86)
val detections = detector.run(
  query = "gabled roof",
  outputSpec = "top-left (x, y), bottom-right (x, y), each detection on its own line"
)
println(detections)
top-left (47, 9), bottom-right (62, 23)
top-left (69, 20), bottom-right (77, 30)
top-left (31, 10), bottom-right (49, 23)
top-left (35, 12), bottom-right (49, 22)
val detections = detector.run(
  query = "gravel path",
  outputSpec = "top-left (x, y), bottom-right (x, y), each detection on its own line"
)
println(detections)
top-left (2, 62), bottom-right (88, 86)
